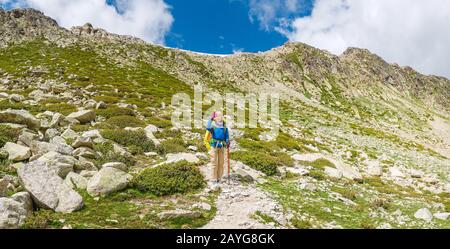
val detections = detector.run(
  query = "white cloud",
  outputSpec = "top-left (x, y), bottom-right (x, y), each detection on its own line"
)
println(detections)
top-left (280, 0), bottom-right (450, 78)
top-left (1, 0), bottom-right (173, 44)
top-left (247, 0), bottom-right (307, 31)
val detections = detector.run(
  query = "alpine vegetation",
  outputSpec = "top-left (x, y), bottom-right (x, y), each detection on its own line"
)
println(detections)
top-left (0, 8), bottom-right (449, 230)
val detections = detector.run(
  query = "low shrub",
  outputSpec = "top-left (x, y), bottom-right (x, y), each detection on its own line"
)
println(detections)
top-left (101, 129), bottom-right (155, 154)
top-left (93, 142), bottom-right (135, 167)
top-left (0, 125), bottom-right (21, 147)
top-left (157, 138), bottom-right (187, 154)
top-left (103, 115), bottom-right (146, 129)
top-left (133, 161), bottom-right (205, 196)
top-left (96, 106), bottom-right (135, 119)
top-left (231, 151), bottom-right (279, 176)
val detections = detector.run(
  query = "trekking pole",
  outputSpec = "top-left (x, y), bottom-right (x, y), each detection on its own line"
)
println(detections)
top-left (227, 145), bottom-right (231, 183)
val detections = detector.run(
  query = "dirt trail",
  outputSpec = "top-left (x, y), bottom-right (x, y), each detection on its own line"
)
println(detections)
top-left (199, 163), bottom-right (287, 229)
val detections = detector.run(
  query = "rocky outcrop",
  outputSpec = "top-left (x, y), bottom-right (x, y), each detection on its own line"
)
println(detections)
top-left (18, 161), bottom-right (83, 213)
top-left (86, 167), bottom-right (132, 197)
top-left (0, 109), bottom-right (40, 130)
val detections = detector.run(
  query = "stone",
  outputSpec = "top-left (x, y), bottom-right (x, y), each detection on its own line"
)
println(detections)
top-left (389, 167), bottom-right (405, 178)
top-left (102, 162), bottom-right (127, 172)
top-left (366, 160), bottom-right (382, 176)
top-left (409, 169), bottom-right (424, 178)
top-left (44, 128), bottom-right (59, 140)
top-left (433, 212), bottom-right (450, 220)
top-left (0, 109), bottom-right (40, 130)
top-left (36, 151), bottom-right (76, 178)
top-left (9, 94), bottom-right (25, 102)
top-left (41, 113), bottom-right (65, 129)
top-left (66, 110), bottom-right (96, 124)
top-left (73, 147), bottom-right (96, 159)
top-left (61, 128), bottom-right (79, 140)
top-left (11, 192), bottom-right (33, 216)
top-left (80, 170), bottom-right (98, 178)
top-left (414, 208), bottom-right (433, 222)
top-left (324, 166), bottom-right (342, 179)
top-left (188, 145), bottom-right (198, 152)
top-left (0, 197), bottom-right (30, 228)
top-left (82, 129), bottom-right (102, 139)
top-left (334, 161), bottom-right (363, 181)
top-left (18, 161), bottom-right (83, 213)
top-left (165, 153), bottom-right (200, 164)
top-left (18, 131), bottom-right (38, 147)
top-left (423, 175), bottom-right (439, 184)
top-left (86, 167), bottom-right (132, 197)
top-left (144, 128), bottom-right (160, 146)
top-left (72, 136), bottom-right (93, 149)
top-left (157, 209), bottom-right (202, 219)
top-left (234, 168), bottom-right (254, 182)
top-left (30, 141), bottom-right (74, 156)
top-left (2, 142), bottom-right (31, 162)
top-left (0, 176), bottom-right (10, 197)
top-left (144, 124), bottom-right (158, 133)
top-left (285, 166), bottom-right (309, 176)
top-left (192, 202), bottom-right (212, 211)
top-left (64, 172), bottom-right (88, 190)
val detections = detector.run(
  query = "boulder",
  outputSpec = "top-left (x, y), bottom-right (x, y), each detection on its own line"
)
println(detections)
top-left (36, 151), bottom-right (76, 178)
top-left (73, 147), bottom-right (96, 159)
top-left (140, 125), bottom-right (160, 146)
top-left (66, 110), bottom-right (96, 124)
top-left (11, 192), bottom-right (33, 216)
top-left (324, 166), bottom-right (342, 179)
top-left (102, 162), bottom-right (127, 172)
top-left (86, 167), bottom-right (132, 197)
top-left (366, 160), bottom-right (382, 176)
top-left (0, 176), bottom-right (10, 197)
top-left (414, 208), bottom-right (433, 222)
top-left (61, 128), bottom-right (79, 140)
top-left (0, 197), bottom-right (30, 229)
top-left (18, 161), bottom-right (83, 213)
top-left (389, 167), bottom-right (405, 178)
top-left (30, 141), bottom-right (74, 156)
top-left (433, 212), bottom-right (450, 220)
top-left (0, 109), bottom-right (40, 130)
top-left (334, 161), bottom-right (363, 181)
top-left (72, 136), bottom-right (93, 149)
top-left (2, 142), bottom-right (31, 162)
top-left (64, 172), bottom-right (88, 190)
top-left (18, 131), bottom-right (38, 147)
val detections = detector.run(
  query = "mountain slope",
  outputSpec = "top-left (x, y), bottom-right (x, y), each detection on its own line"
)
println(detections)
top-left (0, 8), bottom-right (449, 229)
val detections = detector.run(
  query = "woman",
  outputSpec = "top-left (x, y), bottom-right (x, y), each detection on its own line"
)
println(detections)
top-left (205, 111), bottom-right (230, 187)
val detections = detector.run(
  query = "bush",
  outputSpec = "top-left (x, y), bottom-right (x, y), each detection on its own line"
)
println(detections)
top-left (101, 129), bottom-right (155, 154)
top-left (231, 151), bottom-right (279, 176)
top-left (133, 161), bottom-right (205, 196)
top-left (93, 142), bottom-right (135, 167)
top-left (103, 115), bottom-right (146, 129)
top-left (0, 125), bottom-right (20, 148)
top-left (157, 138), bottom-right (187, 154)
top-left (96, 106), bottom-right (135, 119)
top-left (146, 116), bottom-right (172, 129)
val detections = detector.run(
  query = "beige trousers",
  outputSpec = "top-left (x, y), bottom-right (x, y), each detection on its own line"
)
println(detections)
top-left (210, 147), bottom-right (225, 180)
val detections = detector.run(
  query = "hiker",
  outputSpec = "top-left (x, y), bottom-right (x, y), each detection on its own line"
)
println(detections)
top-left (205, 111), bottom-right (230, 187)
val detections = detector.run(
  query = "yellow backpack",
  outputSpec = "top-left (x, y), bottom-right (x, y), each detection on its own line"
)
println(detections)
top-left (203, 130), bottom-right (212, 151)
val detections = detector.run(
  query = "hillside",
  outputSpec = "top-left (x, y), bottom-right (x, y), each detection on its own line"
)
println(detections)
top-left (0, 8), bottom-right (449, 229)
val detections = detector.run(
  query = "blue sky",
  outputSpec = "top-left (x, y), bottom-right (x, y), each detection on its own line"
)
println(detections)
top-left (162, 0), bottom-right (313, 54)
